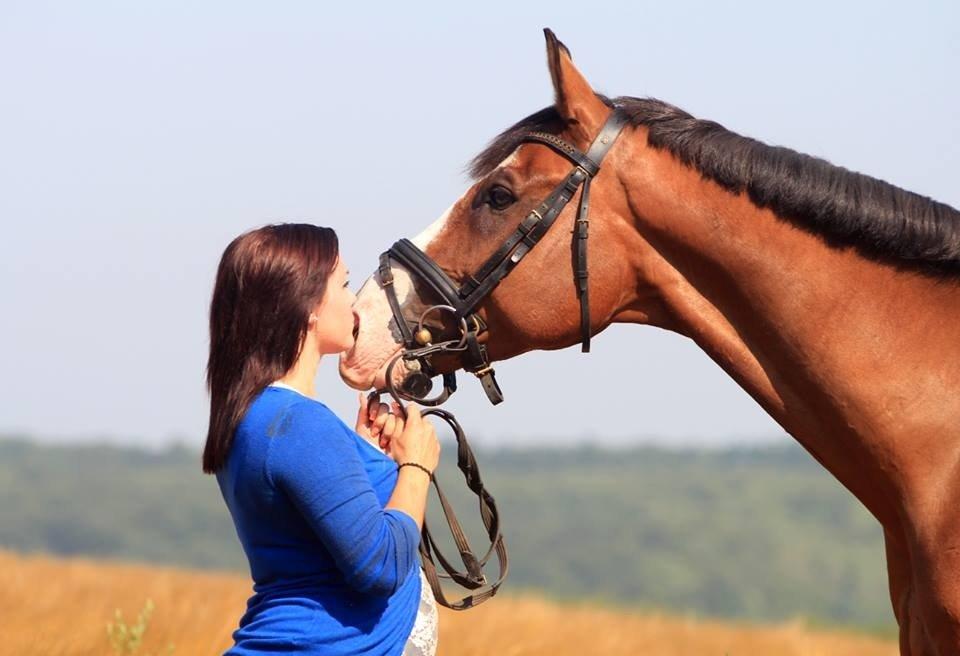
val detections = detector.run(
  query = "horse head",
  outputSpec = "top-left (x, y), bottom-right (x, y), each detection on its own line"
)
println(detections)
top-left (340, 30), bottom-right (658, 394)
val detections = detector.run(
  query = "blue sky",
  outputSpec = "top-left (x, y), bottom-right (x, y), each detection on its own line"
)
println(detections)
top-left (2, 1), bottom-right (957, 448)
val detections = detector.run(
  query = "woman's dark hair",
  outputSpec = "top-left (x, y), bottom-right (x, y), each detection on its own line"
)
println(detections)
top-left (203, 223), bottom-right (339, 473)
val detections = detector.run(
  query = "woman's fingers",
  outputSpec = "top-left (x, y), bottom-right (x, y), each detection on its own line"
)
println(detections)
top-left (380, 415), bottom-right (404, 448)
top-left (369, 403), bottom-right (389, 432)
top-left (380, 415), bottom-right (404, 451)
top-left (369, 400), bottom-right (388, 423)
top-left (405, 403), bottom-right (421, 427)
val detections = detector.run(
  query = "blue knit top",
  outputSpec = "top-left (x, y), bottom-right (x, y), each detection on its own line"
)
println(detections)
top-left (216, 385), bottom-right (422, 655)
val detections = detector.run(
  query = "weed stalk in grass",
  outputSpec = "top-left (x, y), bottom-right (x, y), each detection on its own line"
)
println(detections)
top-left (105, 598), bottom-right (175, 655)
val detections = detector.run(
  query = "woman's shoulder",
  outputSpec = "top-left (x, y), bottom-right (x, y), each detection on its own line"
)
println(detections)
top-left (256, 388), bottom-right (335, 430)
top-left (260, 391), bottom-right (363, 483)
top-left (249, 388), bottom-right (358, 450)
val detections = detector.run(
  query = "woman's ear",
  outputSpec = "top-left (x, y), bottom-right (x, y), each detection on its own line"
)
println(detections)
top-left (544, 28), bottom-right (609, 146)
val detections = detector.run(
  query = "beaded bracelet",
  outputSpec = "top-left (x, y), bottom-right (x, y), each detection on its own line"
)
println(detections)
top-left (398, 462), bottom-right (433, 478)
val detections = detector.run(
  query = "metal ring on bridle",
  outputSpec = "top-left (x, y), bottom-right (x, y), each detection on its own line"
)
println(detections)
top-left (416, 304), bottom-right (469, 349)
top-left (383, 351), bottom-right (456, 407)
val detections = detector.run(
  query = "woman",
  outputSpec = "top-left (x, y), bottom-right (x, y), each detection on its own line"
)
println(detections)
top-left (204, 223), bottom-right (440, 655)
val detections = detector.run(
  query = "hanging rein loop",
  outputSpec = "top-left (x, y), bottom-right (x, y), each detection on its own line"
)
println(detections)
top-left (378, 347), bottom-right (509, 610)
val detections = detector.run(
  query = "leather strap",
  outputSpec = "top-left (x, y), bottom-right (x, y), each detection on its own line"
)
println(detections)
top-left (388, 240), bottom-right (466, 315)
top-left (575, 175), bottom-right (592, 353)
top-left (573, 110), bottom-right (629, 352)
top-left (458, 167), bottom-right (588, 315)
top-left (522, 132), bottom-right (601, 176)
top-left (378, 252), bottom-right (415, 346)
top-left (463, 110), bottom-right (629, 346)
top-left (464, 330), bottom-right (503, 405)
top-left (418, 407), bottom-right (508, 610)
top-left (586, 111), bottom-right (629, 163)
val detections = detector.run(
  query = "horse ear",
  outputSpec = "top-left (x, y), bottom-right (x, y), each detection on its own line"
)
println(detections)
top-left (543, 28), bottom-right (608, 144)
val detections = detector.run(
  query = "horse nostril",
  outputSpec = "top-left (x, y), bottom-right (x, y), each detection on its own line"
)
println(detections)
top-left (352, 313), bottom-right (360, 339)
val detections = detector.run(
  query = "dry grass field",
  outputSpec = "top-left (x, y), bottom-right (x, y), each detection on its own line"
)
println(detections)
top-left (0, 548), bottom-right (897, 655)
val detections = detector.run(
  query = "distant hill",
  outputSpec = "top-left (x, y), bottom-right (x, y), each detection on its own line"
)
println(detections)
top-left (0, 435), bottom-right (894, 632)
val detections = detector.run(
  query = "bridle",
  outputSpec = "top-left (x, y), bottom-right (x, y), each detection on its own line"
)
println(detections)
top-left (379, 108), bottom-right (628, 405)
top-left (372, 108), bottom-right (628, 609)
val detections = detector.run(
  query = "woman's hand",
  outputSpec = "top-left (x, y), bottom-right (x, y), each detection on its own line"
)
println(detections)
top-left (355, 392), bottom-right (404, 453)
top-left (387, 403), bottom-right (440, 474)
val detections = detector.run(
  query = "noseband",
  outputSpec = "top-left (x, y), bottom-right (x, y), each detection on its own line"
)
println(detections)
top-left (379, 108), bottom-right (628, 405)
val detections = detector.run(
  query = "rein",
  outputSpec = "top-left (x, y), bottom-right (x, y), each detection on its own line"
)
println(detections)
top-left (372, 109), bottom-right (628, 609)
top-left (379, 371), bottom-right (508, 610)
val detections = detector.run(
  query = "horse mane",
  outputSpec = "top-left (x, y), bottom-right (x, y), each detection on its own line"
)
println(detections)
top-left (469, 96), bottom-right (960, 277)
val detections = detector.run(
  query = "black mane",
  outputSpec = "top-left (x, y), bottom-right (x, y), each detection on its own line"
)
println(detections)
top-left (470, 96), bottom-right (960, 277)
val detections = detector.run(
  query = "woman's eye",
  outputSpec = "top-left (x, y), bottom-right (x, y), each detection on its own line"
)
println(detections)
top-left (485, 185), bottom-right (516, 211)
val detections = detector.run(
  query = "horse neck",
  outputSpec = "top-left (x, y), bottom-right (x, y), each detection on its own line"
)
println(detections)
top-left (612, 131), bottom-right (960, 528)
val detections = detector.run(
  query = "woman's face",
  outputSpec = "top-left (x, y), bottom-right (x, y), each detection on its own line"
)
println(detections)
top-left (313, 257), bottom-right (358, 355)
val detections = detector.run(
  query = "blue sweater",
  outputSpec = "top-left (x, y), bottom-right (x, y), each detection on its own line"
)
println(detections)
top-left (216, 386), bottom-right (422, 655)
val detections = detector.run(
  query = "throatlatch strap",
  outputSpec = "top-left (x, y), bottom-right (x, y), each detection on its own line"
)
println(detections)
top-left (575, 175), bottom-right (592, 353)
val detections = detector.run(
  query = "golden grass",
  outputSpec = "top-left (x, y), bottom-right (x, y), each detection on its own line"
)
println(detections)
top-left (0, 548), bottom-right (897, 655)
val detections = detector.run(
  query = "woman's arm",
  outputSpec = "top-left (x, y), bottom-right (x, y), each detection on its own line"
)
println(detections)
top-left (386, 466), bottom-right (431, 529)
top-left (267, 401), bottom-right (420, 597)
top-left (356, 393), bottom-right (433, 529)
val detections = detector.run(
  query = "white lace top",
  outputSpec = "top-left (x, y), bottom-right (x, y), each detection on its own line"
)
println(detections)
top-left (404, 569), bottom-right (439, 655)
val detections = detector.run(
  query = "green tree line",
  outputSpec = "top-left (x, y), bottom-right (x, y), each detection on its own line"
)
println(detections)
top-left (0, 435), bottom-right (893, 632)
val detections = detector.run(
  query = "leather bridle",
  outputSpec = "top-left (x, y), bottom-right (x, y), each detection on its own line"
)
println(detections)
top-left (379, 108), bottom-right (628, 405)
top-left (372, 109), bottom-right (628, 610)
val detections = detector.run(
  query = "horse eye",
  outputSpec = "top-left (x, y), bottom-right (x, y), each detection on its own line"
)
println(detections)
top-left (486, 185), bottom-right (516, 211)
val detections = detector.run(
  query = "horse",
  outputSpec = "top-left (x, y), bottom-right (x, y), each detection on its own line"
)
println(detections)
top-left (339, 29), bottom-right (960, 655)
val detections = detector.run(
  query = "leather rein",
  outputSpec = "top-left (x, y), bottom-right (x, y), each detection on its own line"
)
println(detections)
top-left (372, 109), bottom-right (628, 610)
